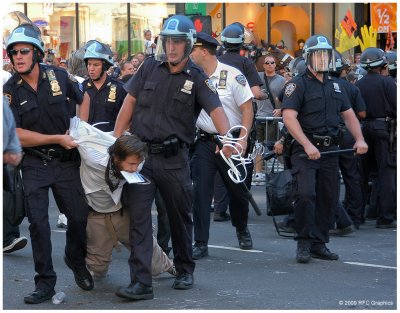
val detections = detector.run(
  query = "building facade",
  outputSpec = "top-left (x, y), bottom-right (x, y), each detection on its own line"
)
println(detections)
top-left (3, 2), bottom-right (397, 63)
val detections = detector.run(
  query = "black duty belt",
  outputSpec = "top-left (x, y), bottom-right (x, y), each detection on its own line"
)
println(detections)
top-left (309, 134), bottom-right (339, 147)
top-left (146, 138), bottom-right (188, 155)
top-left (197, 129), bottom-right (218, 142)
top-left (148, 143), bottom-right (165, 154)
top-left (24, 147), bottom-right (65, 160)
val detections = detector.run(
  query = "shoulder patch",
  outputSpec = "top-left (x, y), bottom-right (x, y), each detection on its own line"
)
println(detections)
top-left (205, 79), bottom-right (217, 94)
top-left (284, 83), bottom-right (296, 97)
top-left (235, 74), bottom-right (246, 86)
top-left (4, 93), bottom-right (12, 105)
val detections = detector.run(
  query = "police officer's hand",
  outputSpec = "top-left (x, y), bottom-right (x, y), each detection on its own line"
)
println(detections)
top-left (3, 152), bottom-right (23, 166)
top-left (235, 139), bottom-right (247, 156)
top-left (304, 144), bottom-right (320, 160)
top-left (273, 141), bottom-right (284, 155)
top-left (58, 134), bottom-right (79, 150)
top-left (218, 145), bottom-right (233, 159)
top-left (353, 139), bottom-right (368, 155)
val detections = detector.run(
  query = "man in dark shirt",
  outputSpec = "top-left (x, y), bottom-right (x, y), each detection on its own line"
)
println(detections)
top-left (355, 47), bottom-right (397, 229)
top-left (3, 19), bottom-right (93, 304)
top-left (113, 15), bottom-right (231, 300)
top-left (282, 35), bottom-right (367, 264)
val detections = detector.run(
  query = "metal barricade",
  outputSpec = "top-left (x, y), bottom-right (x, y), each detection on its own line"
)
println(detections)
top-left (255, 116), bottom-right (284, 172)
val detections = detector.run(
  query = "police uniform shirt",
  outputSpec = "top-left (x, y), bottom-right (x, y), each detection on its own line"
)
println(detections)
top-left (124, 57), bottom-right (223, 144)
top-left (83, 75), bottom-right (126, 131)
top-left (281, 69), bottom-right (351, 136)
top-left (355, 71), bottom-right (396, 118)
top-left (196, 61), bottom-right (253, 134)
top-left (339, 78), bottom-right (366, 114)
top-left (3, 64), bottom-right (83, 136)
top-left (218, 51), bottom-right (263, 87)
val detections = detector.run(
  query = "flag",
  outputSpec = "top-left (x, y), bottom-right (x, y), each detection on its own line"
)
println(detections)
top-left (341, 9), bottom-right (357, 37)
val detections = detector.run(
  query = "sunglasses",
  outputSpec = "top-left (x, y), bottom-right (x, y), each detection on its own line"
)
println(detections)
top-left (9, 48), bottom-right (34, 56)
top-left (265, 61), bottom-right (275, 65)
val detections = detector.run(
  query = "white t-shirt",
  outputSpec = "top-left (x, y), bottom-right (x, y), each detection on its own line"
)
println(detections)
top-left (196, 61), bottom-right (253, 134)
top-left (145, 40), bottom-right (155, 55)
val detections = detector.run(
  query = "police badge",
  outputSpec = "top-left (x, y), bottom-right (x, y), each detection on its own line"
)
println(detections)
top-left (108, 84), bottom-right (117, 102)
top-left (181, 80), bottom-right (194, 94)
top-left (235, 74), bottom-right (246, 86)
top-left (284, 83), bottom-right (296, 97)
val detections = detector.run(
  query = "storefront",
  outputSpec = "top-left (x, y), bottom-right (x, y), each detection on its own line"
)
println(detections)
top-left (3, 2), bottom-right (396, 62)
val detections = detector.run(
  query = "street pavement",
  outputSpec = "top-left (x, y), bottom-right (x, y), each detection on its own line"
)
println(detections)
top-left (3, 184), bottom-right (397, 310)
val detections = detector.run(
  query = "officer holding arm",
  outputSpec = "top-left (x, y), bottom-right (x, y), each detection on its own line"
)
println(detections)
top-left (113, 15), bottom-right (231, 300)
top-left (281, 35), bottom-right (368, 264)
top-left (3, 19), bottom-right (93, 304)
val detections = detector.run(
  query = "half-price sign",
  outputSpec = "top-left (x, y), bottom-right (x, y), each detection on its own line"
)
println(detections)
top-left (371, 3), bottom-right (397, 33)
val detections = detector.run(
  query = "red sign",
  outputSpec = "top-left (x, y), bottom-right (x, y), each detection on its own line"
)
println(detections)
top-left (341, 9), bottom-right (357, 37)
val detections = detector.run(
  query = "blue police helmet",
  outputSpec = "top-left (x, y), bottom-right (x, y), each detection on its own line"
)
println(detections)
top-left (360, 47), bottom-right (387, 70)
top-left (6, 23), bottom-right (45, 56)
top-left (83, 40), bottom-right (114, 66)
top-left (155, 15), bottom-right (197, 62)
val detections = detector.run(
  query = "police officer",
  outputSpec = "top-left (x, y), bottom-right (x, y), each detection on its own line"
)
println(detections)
top-left (281, 35), bottom-right (368, 264)
top-left (384, 51), bottom-right (397, 82)
top-left (113, 15), bottom-right (231, 300)
top-left (329, 50), bottom-right (366, 231)
top-left (213, 22), bottom-right (266, 222)
top-left (3, 20), bottom-right (93, 303)
top-left (218, 22), bottom-right (265, 100)
top-left (79, 40), bottom-right (126, 132)
top-left (355, 47), bottom-right (397, 228)
top-left (190, 32), bottom-right (254, 258)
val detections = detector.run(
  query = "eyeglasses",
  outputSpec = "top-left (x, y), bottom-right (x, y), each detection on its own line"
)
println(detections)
top-left (265, 61), bottom-right (275, 65)
top-left (9, 48), bottom-right (34, 56)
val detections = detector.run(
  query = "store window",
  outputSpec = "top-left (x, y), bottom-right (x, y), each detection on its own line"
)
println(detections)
top-left (78, 3), bottom-right (128, 61)
top-left (25, 3), bottom-right (77, 61)
top-left (314, 3), bottom-right (334, 43)
top-left (225, 3), bottom-right (267, 44)
top-left (129, 3), bottom-right (175, 57)
top-left (271, 3), bottom-right (311, 56)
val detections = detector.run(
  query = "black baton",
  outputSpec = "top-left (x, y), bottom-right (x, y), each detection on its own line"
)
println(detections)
top-left (299, 148), bottom-right (356, 158)
top-left (215, 137), bottom-right (262, 216)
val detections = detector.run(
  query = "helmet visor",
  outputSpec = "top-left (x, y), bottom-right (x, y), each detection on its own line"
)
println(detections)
top-left (154, 34), bottom-right (193, 63)
top-left (310, 50), bottom-right (332, 73)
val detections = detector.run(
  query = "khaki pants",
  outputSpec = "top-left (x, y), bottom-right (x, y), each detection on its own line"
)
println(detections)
top-left (86, 208), bottom-right (173, 277)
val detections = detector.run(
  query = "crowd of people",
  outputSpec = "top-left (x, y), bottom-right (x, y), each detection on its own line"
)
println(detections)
top-left (2, 12), bottom-right (396, 304)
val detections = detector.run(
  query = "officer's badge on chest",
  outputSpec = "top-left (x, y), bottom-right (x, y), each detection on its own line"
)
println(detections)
top-left (181, 80), bottom-right (193, 94)
top-left (46, 69), bottom-right (63, 96)
top-left (108, 84), bottom-right (117, 102)
top-left (284, 83), bottom-right (296, 97)
top-left (332, 82), bottom-right (341, 93)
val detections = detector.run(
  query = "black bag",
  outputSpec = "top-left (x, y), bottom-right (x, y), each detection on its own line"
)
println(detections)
top-left (266, 158), bottom-right (294, 217)
top-left (3, 164), bottom-right (26, 226)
